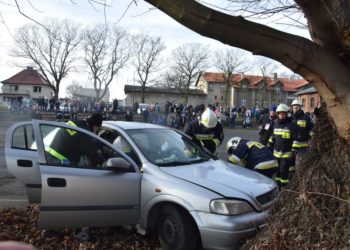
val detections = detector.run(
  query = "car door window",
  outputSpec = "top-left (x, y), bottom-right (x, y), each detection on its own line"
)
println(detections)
top-left (12, 124), bottom-right (36, 150)
top-left (40, 124), bottom-right (123, 169)
top-left (99, 128), bottom-right (141, 167)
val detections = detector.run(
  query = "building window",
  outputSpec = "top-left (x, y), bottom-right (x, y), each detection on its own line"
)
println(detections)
top-left (220, 84), bottom-right (225, 92)
top-left (242, 84), bottom-right (247, 91)
top-left (221, 96), bottom-right (224, 101)
top-left (302, 98), bottom-right (306, 107)
top-left (310, 97), bottom-right (315, 108)
top-left (241, 99), bottom-right (246, 106)
top-left (214, 96), bottom-right (217, 100)
top-left (275, 85), bottom-right (281, 94)
top-left (10, 85), bottom-right (19, 92)
top-left (208, 84), bottom-right (213, 91)
top-left (33, 86), bottom-right (42, 93)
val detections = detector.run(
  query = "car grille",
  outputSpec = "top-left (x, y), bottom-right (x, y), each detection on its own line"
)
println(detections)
top-left (256, 188), bottom-right (279, 206)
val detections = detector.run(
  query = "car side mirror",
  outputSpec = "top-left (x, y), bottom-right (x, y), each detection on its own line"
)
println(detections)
top-left (106, 157), bottom-right (131, 170)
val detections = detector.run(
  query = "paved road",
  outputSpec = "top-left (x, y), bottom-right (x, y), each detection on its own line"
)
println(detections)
top-left (0, 114), bottom-right (260, 208)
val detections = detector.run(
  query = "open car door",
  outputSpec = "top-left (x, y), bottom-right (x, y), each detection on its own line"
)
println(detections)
top-left (5, 121), bottom-right (41, 203)
top-left (32, 120), bottom-right (141, 229)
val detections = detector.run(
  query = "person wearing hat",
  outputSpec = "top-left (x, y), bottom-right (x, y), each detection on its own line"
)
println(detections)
top-left (226, 137), bottom-right (278, 178)
top-left (268, 104), bottom-right (297, 188)
top-left (184, 107), bottom-right (224, 154)
top-left (258, 105), bottom-right (277, 145)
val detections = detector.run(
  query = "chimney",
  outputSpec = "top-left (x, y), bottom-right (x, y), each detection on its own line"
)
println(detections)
top-left (240, 72), bottom-right (244, 80)
top-left (273, 72), bottom-right (277, 81)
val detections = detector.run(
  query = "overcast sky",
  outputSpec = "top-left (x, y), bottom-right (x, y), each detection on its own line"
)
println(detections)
top-left (0, 0), bottom-right (309, 100)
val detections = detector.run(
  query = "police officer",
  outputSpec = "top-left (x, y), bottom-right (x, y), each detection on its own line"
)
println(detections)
top-left (184, 107), bottom-right (224, 154)
top-left (290, 99), bottom-right (314, 172)
top-left (226, 137), bottom-right (278, 178)
top-left (268, 104), bottom-right (297, 188)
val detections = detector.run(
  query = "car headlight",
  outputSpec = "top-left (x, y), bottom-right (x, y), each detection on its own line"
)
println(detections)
top-left (210, 199), bottom-right (253, 215)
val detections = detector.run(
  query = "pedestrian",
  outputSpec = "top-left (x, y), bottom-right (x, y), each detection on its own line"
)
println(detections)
top-left (226, 137), bottom-right (278, 178)
top-left (268, 103), bottom-right (297, 188)
top-left (184, 107), bottom-right (224, 154)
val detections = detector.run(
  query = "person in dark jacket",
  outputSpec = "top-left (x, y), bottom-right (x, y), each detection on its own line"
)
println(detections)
top-left (290, 99), bottom-right (314, 174)
top-left (226, 137), bottom-right (278, 178)
top-left (47, 112), bottom-right (104, 166)
top-left (268, 104), bottom-right (297, 188)
top-left (258, 106), bottom-right (277, 145)
top-left (185, 108), bottom-right (224, 154)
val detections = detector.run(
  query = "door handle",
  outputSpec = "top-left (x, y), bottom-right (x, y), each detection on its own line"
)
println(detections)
top-left (17, 159), bottom-right (33, 167)
top-left (47, 178), bottom-right (66, 187)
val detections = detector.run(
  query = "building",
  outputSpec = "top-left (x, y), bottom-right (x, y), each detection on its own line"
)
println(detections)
top-left (296, 87), bottom-right (321, 113)
top-left (124, 85), bottom-right (207, 108)
top-left (0, 67), bottom-right (53, 103)
top-left (72, 87), bottom-right (110, 103)
top-left (124, 72), bottom-right (311, 110)
top-left (196, 72), bottom-right (310, 109)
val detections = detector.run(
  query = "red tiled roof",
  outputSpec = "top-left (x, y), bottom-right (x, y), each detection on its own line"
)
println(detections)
top-left (200, 72), bottom-right (309, 92)
top-left (1, 67), bottom-right (48, 85)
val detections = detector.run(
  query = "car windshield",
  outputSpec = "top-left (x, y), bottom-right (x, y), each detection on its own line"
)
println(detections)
top-left (126, 128), bottom-right (214, 166)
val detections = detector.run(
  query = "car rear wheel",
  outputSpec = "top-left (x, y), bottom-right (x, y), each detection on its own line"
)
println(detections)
top-left (158, 205), bottom-right (201, 250)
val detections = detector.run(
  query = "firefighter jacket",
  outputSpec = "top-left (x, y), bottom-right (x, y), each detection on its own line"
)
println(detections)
top-left (259, 113), bottom-right (277, 145)
top-left (228, 140), bottom-right (278, 170)
top-left (292, 110), bottom-right (314, 150)
top-left (184, 121), bottom-right (224, 154)
top-left (47, 120), bottom-right (102, 166)
top-left (268, 117), bottom-right (297, 159)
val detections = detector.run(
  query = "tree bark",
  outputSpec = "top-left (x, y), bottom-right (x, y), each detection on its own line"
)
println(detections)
top-left (144, 0), bottom-right (350, 140)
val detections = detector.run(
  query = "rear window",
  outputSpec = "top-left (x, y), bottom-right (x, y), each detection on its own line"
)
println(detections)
top-left (12, 125), bottom-right (36, 150)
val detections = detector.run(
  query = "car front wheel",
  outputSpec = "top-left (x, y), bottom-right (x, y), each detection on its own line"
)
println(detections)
top-left (158, 205), bottom-right (201, 250)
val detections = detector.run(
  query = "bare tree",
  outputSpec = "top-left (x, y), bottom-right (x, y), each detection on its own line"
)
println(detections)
top-left (165, 42), bottom-right (210, 105)
top-left (254, 56), bottom-right (279, 78)
top-left (131, 32), bottom-right (165, 103)
top-left (214, 48), bottom-right (249, 107)
top-left (66, 80), bottom-right (83, 97)
top-left (82, 24), bottom-right (131, 101)
top-left (12, 18), bottom-right (80, 100)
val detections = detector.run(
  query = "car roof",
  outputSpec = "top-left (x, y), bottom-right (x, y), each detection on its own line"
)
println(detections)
top-left (102, 121), bottom-right (168, 130)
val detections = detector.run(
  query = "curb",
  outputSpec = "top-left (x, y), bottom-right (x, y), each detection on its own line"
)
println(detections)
top-left (0, 198), bottom-right (28, 208)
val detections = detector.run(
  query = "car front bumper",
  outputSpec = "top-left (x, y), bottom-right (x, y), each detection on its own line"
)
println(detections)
top-left (191, 210), bottom-right (268, 250)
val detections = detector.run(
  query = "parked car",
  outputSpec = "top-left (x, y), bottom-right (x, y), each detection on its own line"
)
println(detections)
top-left (5, 120), bottom-right (278, 249)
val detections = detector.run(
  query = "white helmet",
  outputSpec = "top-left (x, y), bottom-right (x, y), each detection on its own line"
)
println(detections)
top-left (201, 108), bottom-right (217, 128)
top-left (291, 99), bottom-right (302, 106)
top-left (226, 137), bottom-right (242, 151)
top-left (276, 104), bottom-right (290, 113)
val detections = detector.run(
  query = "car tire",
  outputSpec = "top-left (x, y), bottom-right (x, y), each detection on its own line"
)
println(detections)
top-left (158, 205), bottom-right (201, 250)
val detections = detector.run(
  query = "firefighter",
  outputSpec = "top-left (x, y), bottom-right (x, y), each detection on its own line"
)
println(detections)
top-left (184, 107), bottom-right (224, 154)
top-left (258, 105), bottom-right (277, 145)
top-left (47, 112), bottom-right (104, 166)
top-left (226, 137), bottom-right (278, 178)
top-left (290, 99), bottom-right (314, 173)
top-left (268, 103), bottom-right (297, 188)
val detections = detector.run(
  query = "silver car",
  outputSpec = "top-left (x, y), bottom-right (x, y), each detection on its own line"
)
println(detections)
top-left (5, 119), bottom-right (278, 249)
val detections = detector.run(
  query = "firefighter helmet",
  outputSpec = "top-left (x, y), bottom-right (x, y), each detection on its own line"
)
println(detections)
top-left (276, 104), bottom-right (290, 113)
top-left (291, 99), bottom-right (302, 106)
top-left (226, 137), bottom-right (242, 151)
top-left (200, 108), bottom-right (217, 128)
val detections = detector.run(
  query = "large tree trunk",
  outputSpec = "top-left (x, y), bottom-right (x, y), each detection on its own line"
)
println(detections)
top-left (144, 0), bottom-right (350, 141)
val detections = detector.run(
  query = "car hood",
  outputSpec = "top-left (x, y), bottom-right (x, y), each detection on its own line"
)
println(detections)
top-left (160, 159), bottom-right (276, 199)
